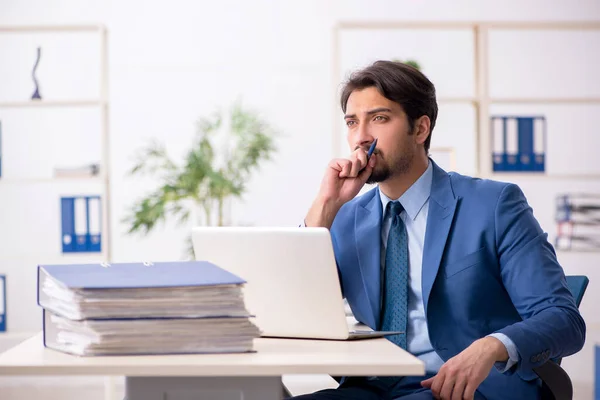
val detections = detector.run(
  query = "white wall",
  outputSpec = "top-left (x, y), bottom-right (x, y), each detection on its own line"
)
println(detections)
top-left (1, 0), bottom-right (599, 398)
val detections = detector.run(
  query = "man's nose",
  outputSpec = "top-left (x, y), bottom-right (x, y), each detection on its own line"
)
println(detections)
top-left (354, 125), bottom-right (375, 150)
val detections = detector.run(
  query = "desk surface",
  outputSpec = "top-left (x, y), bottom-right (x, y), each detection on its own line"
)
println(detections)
top-left (0, 333), bottom-right (424, 377)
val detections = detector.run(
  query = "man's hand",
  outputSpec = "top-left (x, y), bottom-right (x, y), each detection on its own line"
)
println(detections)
top-left (421, 337), bottom-right (508, 400)
top-left (305, 148), bottom-right (377, 229)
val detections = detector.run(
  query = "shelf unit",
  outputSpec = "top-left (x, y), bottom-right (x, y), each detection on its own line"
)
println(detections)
top-left (0, 24), bottom-right (111, 261)
top-left (332, 21), bottom-right (600, 180)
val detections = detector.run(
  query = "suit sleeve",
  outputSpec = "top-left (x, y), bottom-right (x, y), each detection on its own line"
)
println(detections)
top-left (329, 230), bottom-right (345, 297)
top-left (494, 183), bottom-right (585, 381)
top-left (304, 219), bottom-right (345, 296)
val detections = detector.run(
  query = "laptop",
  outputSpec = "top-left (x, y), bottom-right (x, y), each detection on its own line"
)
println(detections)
top-left (191, 226), bottom-right (403, 341)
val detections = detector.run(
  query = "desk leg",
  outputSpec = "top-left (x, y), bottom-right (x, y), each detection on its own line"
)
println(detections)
top-left (125, 376), bottom-right (282, 400)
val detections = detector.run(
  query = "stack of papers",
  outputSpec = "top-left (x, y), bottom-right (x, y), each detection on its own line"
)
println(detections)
top-left (37, 261), bottom-right (261, 356)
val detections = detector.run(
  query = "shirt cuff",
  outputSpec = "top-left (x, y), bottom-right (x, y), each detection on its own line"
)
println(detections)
top-left (487, 333), bottom-right (519, 373)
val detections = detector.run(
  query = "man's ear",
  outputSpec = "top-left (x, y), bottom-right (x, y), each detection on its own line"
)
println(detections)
top-left (414, 116), bottom-right (431, 146)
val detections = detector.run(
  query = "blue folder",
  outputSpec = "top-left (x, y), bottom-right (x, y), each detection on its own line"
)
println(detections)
top-left (0, 120), bottom-right (3, 179)
top-left (596, 345), bottom-right (600, 400)
top-left (491, 115), bottom-right (546, 173)
top-left (37, 261), bottom-right (246, 293)
top-left (61, 196), bottom-right (103, 253)
top-left (0, 274), bottom-right (5, 332)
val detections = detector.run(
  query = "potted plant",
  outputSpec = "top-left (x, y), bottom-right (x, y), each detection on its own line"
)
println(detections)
top-left (123, 100), bottom-right (278, 256)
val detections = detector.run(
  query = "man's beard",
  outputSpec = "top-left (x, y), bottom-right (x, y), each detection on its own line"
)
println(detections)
top-left (366, 149), bottom-right (414, 184)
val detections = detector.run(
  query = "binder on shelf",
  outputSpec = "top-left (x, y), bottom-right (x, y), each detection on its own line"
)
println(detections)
top-left (533, 118), bottom-right (546, 172)
top-left (61, 195), bottom-right (102, 253)
top-left (74, 197), bottom-right (88, 252)
top-left (594, 344), bottom-right (600, 400)
top-left (505, 118), bottom-right (519, 172)
top-left (491, 116), bottom-right (546, 172)
top-left (0, 274), bottom-right (6, 332)
top-left (61, 198), bottom-right (76, 252)
top-left (54, 163), bottom-right (100, 178)
top-left (87, 197), bottom-right (102, 252)
top-left (0, 120), bottom-right (3, 179)
top-left (555, 193), bottom-right (600, 252)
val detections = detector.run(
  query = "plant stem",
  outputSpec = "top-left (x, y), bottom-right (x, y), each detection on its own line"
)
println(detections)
top-left (218, 197), bottom-right (224, 227)
top-left (204, 203), bottom-right (212, 226)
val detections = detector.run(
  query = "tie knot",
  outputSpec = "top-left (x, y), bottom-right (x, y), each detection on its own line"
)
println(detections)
top-left (388, 201), bottom-right (404, 216)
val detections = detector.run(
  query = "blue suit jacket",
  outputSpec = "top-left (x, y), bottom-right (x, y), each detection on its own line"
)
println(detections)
top-left (330, 160), bottom-right (586, 400)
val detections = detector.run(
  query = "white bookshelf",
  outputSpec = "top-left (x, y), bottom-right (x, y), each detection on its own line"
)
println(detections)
top-left (0, 100), bottom-right (107, 108)
top-left (0, 24), bottom-right (112, 263)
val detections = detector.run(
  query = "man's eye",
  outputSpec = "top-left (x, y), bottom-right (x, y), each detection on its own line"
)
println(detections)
top-left (346, 120), bottom-right (355, 127)
top-left (374, 116), bottom-right (386, 121)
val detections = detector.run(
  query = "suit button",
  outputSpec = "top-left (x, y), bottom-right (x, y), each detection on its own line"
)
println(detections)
top-left (530, 355), bottom-right (538, 363)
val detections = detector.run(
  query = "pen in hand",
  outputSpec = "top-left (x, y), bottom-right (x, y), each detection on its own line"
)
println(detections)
top-left (360, 138), bottom-right (378, 173)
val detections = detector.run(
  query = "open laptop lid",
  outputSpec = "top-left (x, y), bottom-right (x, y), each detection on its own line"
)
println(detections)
top-left (192, 227), bottom-right (351, 339)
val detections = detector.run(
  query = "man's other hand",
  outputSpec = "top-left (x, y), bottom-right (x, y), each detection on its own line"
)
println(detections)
top-left (421, 336), bottom-right (508, 400)
top-left (304, 149), bottom-right (377, 229)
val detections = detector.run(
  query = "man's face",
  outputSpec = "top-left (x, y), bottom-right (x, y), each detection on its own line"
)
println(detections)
top-left (344, 86), bottom-right (418, 184)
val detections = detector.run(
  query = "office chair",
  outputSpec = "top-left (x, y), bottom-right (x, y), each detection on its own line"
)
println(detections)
top-left (533, 275), bottom-right (589, 400)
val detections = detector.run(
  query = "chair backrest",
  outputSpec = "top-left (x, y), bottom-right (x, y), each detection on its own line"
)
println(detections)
top-left (566, 275), bottom-right (589, 308)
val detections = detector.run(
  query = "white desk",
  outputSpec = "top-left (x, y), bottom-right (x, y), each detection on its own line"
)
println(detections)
top-left (0, 333), bottom-right (424, 400)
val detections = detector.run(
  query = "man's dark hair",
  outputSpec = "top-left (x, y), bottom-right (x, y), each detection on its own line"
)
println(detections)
top-left (340, 60), bottom-right (438, 153)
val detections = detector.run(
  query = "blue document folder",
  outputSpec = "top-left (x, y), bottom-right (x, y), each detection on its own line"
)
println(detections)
top-left (61, 195), bottom-right (102, 253)
top-left (0, 121), bottom-right (3, 179)
top-left (38, 261), bottom-right (246, 292)
top-left (491, 115), bottom-right (546, 173)
top-left (37, 261), bottom-right (251, 321)
top-left (0, 274), bottom-right (5, 332)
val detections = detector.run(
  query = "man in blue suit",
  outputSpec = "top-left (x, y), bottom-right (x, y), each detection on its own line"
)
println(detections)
top-left (295, 61), bottom-right (585, 399)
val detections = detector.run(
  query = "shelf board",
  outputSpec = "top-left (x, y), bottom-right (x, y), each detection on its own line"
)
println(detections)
top-left (481, 172), bottom-right (600, 181)
top-left (0, 100), bottom-right (106, 108)
top-left (0, 332), bottom-right (38, 339)
top-left (0, 177), bottom-right (106, 185)
top-left (556, 249), bottom-right (600, 254)
top-left (490, 97), bottom-right (600, 104)
top-left (337, 21), bottom-right (600, 31)
top-left (437, 97), bottom-right (477, 104)
top-left (0, 25), bottom-right (105, 33)
top-left (0, 251), bottom-right (108, 264)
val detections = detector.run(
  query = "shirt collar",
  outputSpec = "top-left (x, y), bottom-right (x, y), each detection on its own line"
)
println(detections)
top-left (379, 160), bottom-right (433, 221)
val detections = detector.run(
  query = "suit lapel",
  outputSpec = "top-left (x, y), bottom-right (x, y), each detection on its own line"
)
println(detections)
top-left (422, 162), bottom-right (459, 313)
top-left (354, 189), bottom-right (383, 329)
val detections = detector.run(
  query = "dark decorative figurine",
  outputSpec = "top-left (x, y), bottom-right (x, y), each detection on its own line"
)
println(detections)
top-left (31, 46), bottom-right (42, 100)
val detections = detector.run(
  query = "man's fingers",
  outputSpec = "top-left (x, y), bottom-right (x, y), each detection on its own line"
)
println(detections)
top-left (439, 375), bottom-right (455, 400)
top-left (349, 151), bottom-right (367, 177)
top-left (451, 376), bottom-right (467, 400)
top-left (463, 382), bottom-right (476, 400)
top-left (357, 154), bottom-right (376, 182)
top-left (421, 376), bottom-right (434, 388)
top-left (335, 159), bottom-right (352, 178)
top-left (430, 372), bottom-right (444, 399)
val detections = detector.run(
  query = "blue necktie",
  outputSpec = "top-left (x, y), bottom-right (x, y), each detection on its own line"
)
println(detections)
top-left (381, 201), bottom-right (408, 350)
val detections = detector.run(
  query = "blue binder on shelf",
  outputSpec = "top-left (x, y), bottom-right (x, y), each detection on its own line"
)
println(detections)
top-left (61, 195), bottom-right (102, 253)
top-left (596, 345), bottom-right (600, 400)
top-left (0, 274), bottom-right (6, 332)
top-left (491, 115), bottom-right (546, 172)
top-left (0, 120), bottom-right (3, 179)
